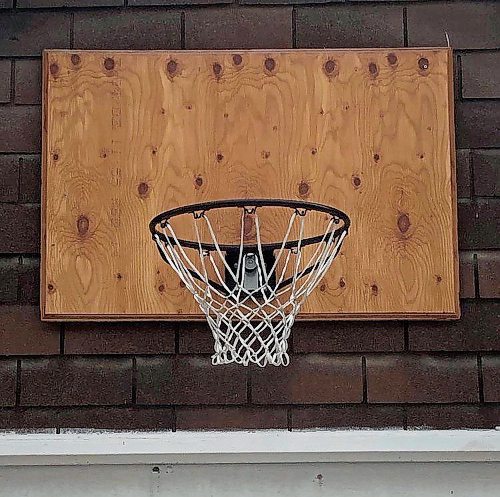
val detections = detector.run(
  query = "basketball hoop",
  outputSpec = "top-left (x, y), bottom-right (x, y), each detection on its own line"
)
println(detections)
top-left (150, 199), bottom-right (350, 367)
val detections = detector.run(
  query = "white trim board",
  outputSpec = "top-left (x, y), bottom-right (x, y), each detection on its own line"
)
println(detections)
top-left (0, 429), bottom-right (499, 466)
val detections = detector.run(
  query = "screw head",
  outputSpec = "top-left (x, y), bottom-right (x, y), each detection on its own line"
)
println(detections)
top-left (418, 58), bottom-right (429, 71)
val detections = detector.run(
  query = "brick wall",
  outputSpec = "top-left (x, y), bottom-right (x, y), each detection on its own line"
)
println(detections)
top-left (0, 0), bottom-right (498, 432)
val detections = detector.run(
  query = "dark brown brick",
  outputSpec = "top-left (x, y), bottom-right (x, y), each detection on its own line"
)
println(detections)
top-left (482, 355), bottom-right (500, 402)
top-left (136, 356), bottom-right (247, 405)
top-left (0, 306), bottom-right (60, 356)
top-left (0, 255), bottom-right (39, 305)
top-left (0, 360), bottom-right (17, 407)
top-left (241, 0), bottom-right (341, 4)
top-left (461, 52), bottom-right (500, 99)
top-left (456, 100), bottom-right (500, 148)
top-left (74, 9), bottom-right (181, 50)
top-left (0, 12), bottom-right (70, 56)
top-left (296, 5), bottom-right (403, 49)
top-left (458, 200), bottom-right (499, 250)
top-left (0, 59), bottom-right (10, 103)
top-left (58, 406), bottom-right (173, 431)
top-left (366, 354), bottom-right (479, 403)
top-left (407, 2), bottom-right (500, 49)
top-left (131, 0), bottom-right (229, 5)
top-left (65, 322), bottom-right (176, 355)
top-left (293, 322), bottom-right (404, 353)
top-left (407, 404), bottom-right (500, 429)
top-left (0, 406), bottom-right (173, 431)
top-left (20, 357), bottom-right (132, 406)
top-left (18, 260), bottom-right (39, 304)
top-left (0, 204), bottom-right (40, 253)
top-left (0, 155), bottom-right (40, 203)
top-left (18, 155), bottom-right (41, 203)
top-left (14, 59), bottom-right (41, 105)
top-left (292, 405), bottom-right (405, 430)
top-left (459, 251), bottom-right (475, 298)
top-left (456, 149), bottom-right (471, 199)
top-left (18, 0), bottom-right (124, 6)
top-left (453, 52), bottom-right (461, 101)
top-left (409, 301), bottom-right (500, 352)
top-left (178, 323), bottom-right (214, 354)
top-left (0, 106), bottom-right (41, 153)
top-left (18, 256), bottom-right (40, 305)
top-left (0, 257), bottom-right (19, 304)
top-left (185, 6), bottom-right (292, 49)
top-left (0, 408), bottom-right (57, 430)
top-left (0, 155), bottom-right (18, 203)
top-left (477, 252), bottom-right (500, 298)
top-left (416, 303), bottom-right (500, 353)
top-left (252, 355), bottom-right (363, 404)
top-left (176, 406), bottom-right (288, 430)
top-left (472, 150), bottom-right (500, 197)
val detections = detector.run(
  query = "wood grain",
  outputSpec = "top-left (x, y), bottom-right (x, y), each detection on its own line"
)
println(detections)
top-left (41, 49), bottom-right (459, 320)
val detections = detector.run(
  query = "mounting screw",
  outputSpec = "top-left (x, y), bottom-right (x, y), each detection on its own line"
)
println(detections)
top-left (418, 58), bottom-right (429, 71)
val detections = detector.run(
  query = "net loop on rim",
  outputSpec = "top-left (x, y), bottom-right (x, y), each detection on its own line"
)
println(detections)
top-left (150, 199), bottom-right (350, 367)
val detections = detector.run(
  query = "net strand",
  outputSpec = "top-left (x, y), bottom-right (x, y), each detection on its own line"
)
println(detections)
top-left (154, 207), bottom-right (347, 367)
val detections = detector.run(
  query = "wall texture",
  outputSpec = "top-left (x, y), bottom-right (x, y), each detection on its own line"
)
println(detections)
top-left (0, 0), bottom-right (498, 432)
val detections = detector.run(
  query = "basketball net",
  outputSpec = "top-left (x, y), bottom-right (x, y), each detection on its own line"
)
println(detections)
top-left (153, 207), bottom-right (347, 367)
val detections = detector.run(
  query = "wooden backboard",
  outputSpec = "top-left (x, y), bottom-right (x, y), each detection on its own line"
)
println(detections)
top-left (41, 48), bottom-right (459, 320)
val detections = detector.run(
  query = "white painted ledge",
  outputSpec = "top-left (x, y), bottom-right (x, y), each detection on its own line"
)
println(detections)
top-left (0, 430), bottom-right (499, 466)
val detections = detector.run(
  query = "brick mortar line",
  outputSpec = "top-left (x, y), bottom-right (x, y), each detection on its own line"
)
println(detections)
top-left (15, 359), bottom-right (21, 406)
top-left (59, 323), bottom-right (65, 355)
top-left (5, 400), bottom-right (499, 410)
top-left (131, 356), bottom-right (137, 404)
top-left (473, 253), bottom-right (481, 298)
top-left (172, 405), bottom-right (177, 431)
top-left (477, 354), bottom-right (485, 403)
top-left (361, 356), bottom-right (367, 403)
top-left (287, 408), bottom-right (292, 431)
top-left (70, 11), bottom-right (75, 49)
top-left (456, 53), bottom-right (463, 100)
top-left (4, 350), bottom-right (500, 360)
top-left (0, 152), bottom-right (41, 156)
top-left (402, 6), bottom-right (408, 47)
top-left (468, 148), bottom-right (475, 198)
top-left (180, 10), bottom-right (185, 50)
top-left (461, 97), bottom-right (500, 103)
top-left (403, 321), bottom-right (409, 351)
top-left (2, 402), bottom-right (500, 411)
top-left (9, 58), bottom-right (15, 105)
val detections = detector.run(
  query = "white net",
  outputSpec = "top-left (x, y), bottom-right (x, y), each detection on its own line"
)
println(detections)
top-left (152, 203), bottom-right (348, 367)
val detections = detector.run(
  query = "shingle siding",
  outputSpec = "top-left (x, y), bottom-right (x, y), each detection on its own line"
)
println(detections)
top-left (0, 0), bottom-right (498, 431)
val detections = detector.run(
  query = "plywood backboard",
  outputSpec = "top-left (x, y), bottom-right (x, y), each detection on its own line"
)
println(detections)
top-left (42, 48), bottom-right (459, 320)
